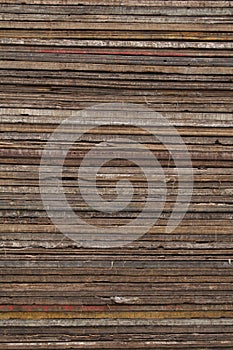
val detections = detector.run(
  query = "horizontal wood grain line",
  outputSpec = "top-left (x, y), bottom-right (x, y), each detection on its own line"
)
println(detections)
top-left (1, 60), bottom-right (233, 74)
top-left (1, 137), bottom-right (232, 146)
top-left (1, 79), bottom-right (233, 91)
top-left (0, 222), bottom-right (232, 232)
top-left (1, 209), bottom-right (232, 217)
top-left (1, 141), bottom-right (232, 151)
top-left (1, 266), bottom-right (233, 275)
top-left (1, 166), bottom-right (232, 176)
top-left (1, 1), bottom-right (232, 15)
top-left (1, 317), bottom-right (233, 328)
top-left (2, 38), bottom-right (233, 49)
top-left (1, 325), bottom-right (233, 335)
top-left (1, 195), bottom-right (232, 204)
top-left (0, 87), bottom-right (232, 100)
top-left (1, 333), bottom-right (233, 342)
top-left (0, 0), bottom-right (232, 7)
top-left (0, 341), bottom-right (232, 350)
top-left (2, 102), bottom-right (232, 113)
top-left (1, 310), bottom-right (233, 320)
top-left (1, 259), bottom-right (232, 268)
top-left (0, 129), bottom-right (232, 140)
top-left (0, 110), bottom-right (232, 126)
top-left (1, 247), bottom-right (232, 256)
top-left (1, 47), bottom-right (233, 58)
top-left (0, 202), bottom-right (232, 211)
top-left (1, 22), bottom-right (233, 31)
top-left (1, 275), bottom-right (233, 283)
top-left (1, 15), bottom-right (233, 25)
top-left (1, 240), bottom-right (233, 250)
top-left (2, 291), bottom-right (233, 300)
top-left (2, 53), bottom-right (233, 67)
top-left (1, 234), bottom-right (233, 242)
top-left (2, 299), bottom-right (233, 310)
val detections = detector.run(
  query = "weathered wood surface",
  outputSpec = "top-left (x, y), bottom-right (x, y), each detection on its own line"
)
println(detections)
top-left (0, 0), bottom-right (233, 349)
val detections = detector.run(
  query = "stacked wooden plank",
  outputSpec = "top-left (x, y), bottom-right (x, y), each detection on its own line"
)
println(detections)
top-left (0, 1), bottom-right (233, 349)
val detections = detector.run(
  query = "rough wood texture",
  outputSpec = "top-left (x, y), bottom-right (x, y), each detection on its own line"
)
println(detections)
top-left (0, 1), bottom-right (233, 349)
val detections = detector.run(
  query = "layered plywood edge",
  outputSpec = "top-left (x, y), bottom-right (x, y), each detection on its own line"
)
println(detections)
top-left (0, 0), bottom-right (233, 349)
